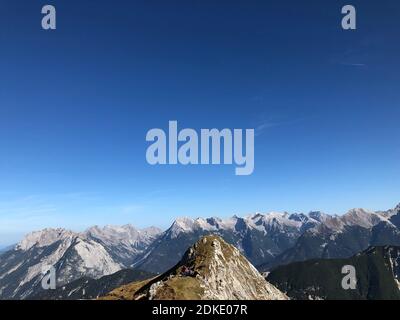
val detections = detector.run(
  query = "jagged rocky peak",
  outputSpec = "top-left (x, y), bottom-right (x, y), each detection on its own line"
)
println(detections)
top-left (167, 216), bottom-right (232, 238)
top-left (308, 211), bottom-right (324, 221)
top-left (179, 235), bottom-right (288, 300)
top-left (342, 208), bottom-right (385, 228)
top-left (167, 211), bottom-right (319, 238)
top-left (0, 223), bottom-right (162, 299)
top-left (168, 217), bottom-right (197, 237)
top-left (386, 203), bottom-right (400, 216)
top-left (288, 212), bottom-right (309, 222)
top-left (85, 224), bottom-right (161, 244)
top-left (167, 208), bottom-right (396, 240)
top-left (17, 224), bottom-right (162, 252)
top-left (86, 224), bottom-right (141, 235)
top-left (17, 228), bottom-right (75, 251)
top-left (103, 235), bottom-right (288, 300)
top-left (254, 211), bottom-right (303, 227)
top-left (142, 226), bottom-right (163, 236)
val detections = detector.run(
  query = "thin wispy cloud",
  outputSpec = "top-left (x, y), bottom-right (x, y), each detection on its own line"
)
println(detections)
top-left (331, 40), bottom-right (374, 69)
top-left (255, 121), bottom-right (281, 136)
top-left (340, 62), bottom-right (367, 67)
top-left (255, 117), bottom-right (307, 136)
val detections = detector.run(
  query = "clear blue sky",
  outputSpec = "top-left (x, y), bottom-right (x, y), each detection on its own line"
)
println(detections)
top-left (0, 0), bottom-right (399, 246)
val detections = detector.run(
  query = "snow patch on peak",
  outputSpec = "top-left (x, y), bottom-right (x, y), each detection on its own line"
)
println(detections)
top-left (175, 217), bottom-right (196, 229)
top-left (168, 216), bottom-right (239, 238)
top-left (168, 211), bottom-right (325, 239)
top-left (194, 218), bottom-right (218, 232)
top-left (169, 217), bottom-right (196, 238)
top-left (245, 211), bottom-right (306, 232)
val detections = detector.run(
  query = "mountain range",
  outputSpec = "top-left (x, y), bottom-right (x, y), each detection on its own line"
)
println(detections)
top-left (0, 225), bottom-right (161, 299)
top-left (133, 204), bottom-right (400, 273)
top-left (1, 203), bottom-right (400, 299)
